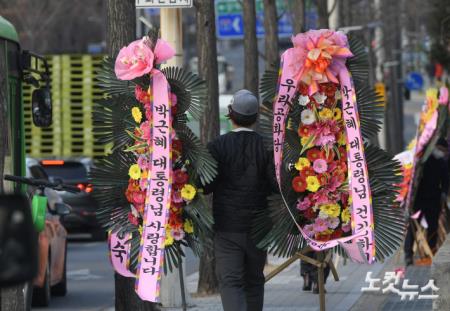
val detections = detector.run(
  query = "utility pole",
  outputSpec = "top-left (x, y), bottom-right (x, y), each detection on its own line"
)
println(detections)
top-left (159, 7), bottom-right (188, 309)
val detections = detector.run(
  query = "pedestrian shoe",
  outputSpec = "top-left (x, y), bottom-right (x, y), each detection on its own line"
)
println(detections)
top-left (302, 274), bottom-right (312, 291)
top-left (404, 257), bottom-right (413, 266)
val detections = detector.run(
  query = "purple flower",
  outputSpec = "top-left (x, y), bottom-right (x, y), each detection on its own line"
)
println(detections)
top-left (315, 134), bottom-right (336, 147)
top-left (296, 197), bottom-right (312, 211)
top-left (313, 159), bottom-right (328, 174)
top-left (303, 224), bottom-right (315, 237)
top-left (137, 155), bottom-right (150, 170)
top-left (327, 217), bottom-right (340, 229)
top-left (313, 218), bottom-right (328, 233)
top-left (342, 222), bottom-right (351, 233)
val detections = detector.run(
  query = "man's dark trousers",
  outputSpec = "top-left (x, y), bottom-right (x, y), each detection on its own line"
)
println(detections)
top-left (215, 231), bottom-right (267, 311)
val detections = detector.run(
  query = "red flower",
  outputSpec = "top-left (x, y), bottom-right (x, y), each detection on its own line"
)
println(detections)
top-left (335, 170), bottom-right (346, 183)
top-left (300, 167), bottom-right (316, 179)
top-left (318, 173), bottom-right (328, 186)
top-left (298, 125), bottom-right (311, 138)
top-left (173, 169), bottom-right (189, 185)
top-left (128, 212), bottom-right (140, 226)
top-left (324, 149), bottom-right (335, 163)
top-left (324, 96), bottom-right (335, 107)
top-left (292, 176), bottom-right (307, 192)
top-left (337, 161), bottom-right (347, 173)
top-left (298, 82), bottom-right (309, 96)
top-left (306, 148), bottom-right (324, 162)
top-left (316, 233), bottom-right (331, 241)
top-left (341, 192), bottom-right (349, 206)
top-left (172, 139), bottom-right (183, 159)
top-left (331, 228), bottom-right (343, 239)
top-left (303, 207), bottom-right (316, 220)
top-left (319, 82), bottom-right (338, 97)
top-left (338, 147), bottom-right (346, 160)
top-left (168, 210), bottom-right (183, 229)
top-left (171, 105), bottom-right (178, 116)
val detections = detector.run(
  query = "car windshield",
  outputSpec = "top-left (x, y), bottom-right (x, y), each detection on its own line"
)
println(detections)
top-left (41, 162), bottom-right (88, 184)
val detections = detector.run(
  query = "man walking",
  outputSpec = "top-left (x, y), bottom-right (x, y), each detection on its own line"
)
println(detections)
top-left (204, 89), bottom-right (276, 311)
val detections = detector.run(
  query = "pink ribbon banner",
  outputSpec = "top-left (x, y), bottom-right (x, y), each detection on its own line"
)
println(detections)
top-left (108, 72), bottom-right (172, 302)
top-left (109, 231), bottom-right (134, 277)
top-left (273, 46), bottom-right (374, 264)
top-left (135, 71), bottom-right (172, 302)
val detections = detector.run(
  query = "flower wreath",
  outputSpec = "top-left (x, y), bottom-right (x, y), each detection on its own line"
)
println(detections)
top-left (90, 32), bottom-right (216, 301)
top-left (255, 30), bottom-right (403, 263)
top-left (403, 87), bottom-right (449, 210)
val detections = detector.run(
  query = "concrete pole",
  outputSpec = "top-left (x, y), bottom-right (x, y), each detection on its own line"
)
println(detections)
top-left (159, 8), bottom-right (189, 308)
top-left (160, 8), bottom-right (183, 67)
top-left (328, 0), bottom-right (339, 30)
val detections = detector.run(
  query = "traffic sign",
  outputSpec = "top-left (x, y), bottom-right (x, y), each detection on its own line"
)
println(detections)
top-left (405, 72), bottom-right (424, 91)
top-left (215, 0), bottom-right (293, 39)
top-left (135, 0), bottom-right (192, 8)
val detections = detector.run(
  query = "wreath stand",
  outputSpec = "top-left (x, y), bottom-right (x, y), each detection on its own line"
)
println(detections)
top-left (264, 246), bottom-right (339, 311)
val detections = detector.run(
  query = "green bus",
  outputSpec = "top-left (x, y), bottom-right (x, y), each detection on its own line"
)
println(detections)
top-left (0, 15), bottom-right (52, 311)
top-left (0, 15), bottom-right (51, 193)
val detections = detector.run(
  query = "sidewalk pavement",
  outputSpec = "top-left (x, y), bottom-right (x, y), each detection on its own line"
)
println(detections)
top-left (163, 252), bottom-right (429, 311)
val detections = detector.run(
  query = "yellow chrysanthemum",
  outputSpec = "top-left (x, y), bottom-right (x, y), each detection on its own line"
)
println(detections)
top-left (333, 108), bottom-right (342, 121)
top-left (184, 219), bottom-right (194, 234)
top-left (181, 184), bottom-right (196, 201)
top-left (319, 108), bottom-right (333, 120)
top-left (341, 208), bottom-right (351, 223)
top-left (131, 107), bottom-right (142, 123)
top-left (301, 136), bottom-right (313, 149)
top-left (164, 229), bottom-right (174, 246)
top-left (295, 157), bottom-right (310, 171)
top-left (320, 203), bottom-right (341, 218)
top-left (338, 132), bottom-right (346, 146)
top-left (128, 164), bottom-right (141, 180)
top-left (306, 176), bottom-right (321, 192)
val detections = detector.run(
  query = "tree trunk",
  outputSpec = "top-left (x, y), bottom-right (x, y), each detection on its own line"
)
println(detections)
top-left (194, 0), bottom-right (220, 295)
top-left (106, 0), bottom-right (136, 58)
top-left (317, 0), bottom-right (329, 29)
top-left (263, 0), bottom-right (279, 71)
top-left (290, 0), bottom-right (305, 34)
top-left (242, 0), bottom-right (259, 96)
top-left (382, 0), bottom-right (404, 154)
top-left (106, 1), bottom-right (159, 310)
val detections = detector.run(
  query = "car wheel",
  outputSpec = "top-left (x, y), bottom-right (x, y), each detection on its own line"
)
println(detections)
top-left (51, 242), bottom-right (67, 296)
top-left (91, 228), bottom-right (107, 241)
top-left (32, 258), bottom-right (51, 307)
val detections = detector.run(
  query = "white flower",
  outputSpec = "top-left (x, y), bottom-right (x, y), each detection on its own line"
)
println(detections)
top-left (335, 90), bottom-right (341, 100)
top-left (313, 92), bottom-right (327, 104)
top-left (301, 109), bottom-right (316, 125)
top-left (318, 211), bottom-right (329, 219)
top-left (297, 95), bottom-right (310, 106)
top-left (327, 217), bottom-right (340, 229)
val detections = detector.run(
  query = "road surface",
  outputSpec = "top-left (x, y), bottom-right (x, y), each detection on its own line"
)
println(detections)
top-left (33, 235), bottom-right (199, 311)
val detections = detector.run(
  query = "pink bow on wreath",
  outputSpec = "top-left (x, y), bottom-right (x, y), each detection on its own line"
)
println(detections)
top-left (290, 29), bottom-right (353, 95)
top-left (115, 37), bottom-right (175, 80)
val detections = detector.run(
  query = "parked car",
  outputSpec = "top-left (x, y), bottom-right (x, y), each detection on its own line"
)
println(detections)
top-left (38, 158), bottom-right (105, 240)
top-left (25, 159), bottom-right (70, 306)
